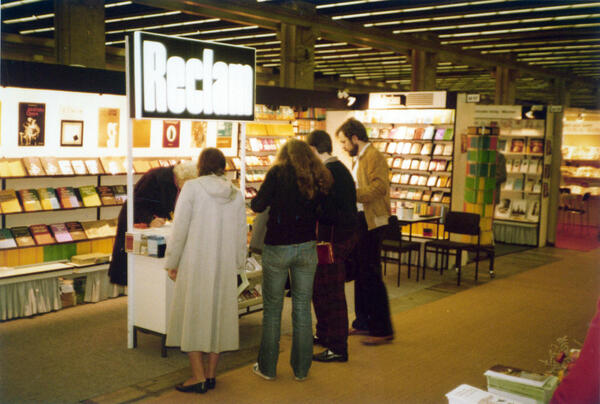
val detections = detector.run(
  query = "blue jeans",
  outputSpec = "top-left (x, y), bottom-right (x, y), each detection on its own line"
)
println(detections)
top-left (258, 241), bottom-right (317, 378)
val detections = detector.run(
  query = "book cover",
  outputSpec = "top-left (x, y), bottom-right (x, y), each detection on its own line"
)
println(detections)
top-left (427, 175), bottom-right (438, 187)
top-left (532, 180), bottom-right (542, 193)
top-left (22, 157), bottom-right (45, 176)
top-left (8, 160), bottom-right (27, 177)
top-left (0, 189), bottom-right (23, 213)
top-left (498, 139), bottom-right (508, 153)
top-left (0, 228), bottom-right (17, 249)
top-left (413, 127), bottom-right (424, 140)
top-left (417, 175), bottom-right (428, 186)
top-left (495, 198), bottom-right (512, 219)
top-left (443, 127), bottom-right (454, 140)
top-left (41, 157), bottom-right (60, 175)
top-left (513, 177), bottom-right (524, 191)
top-left (437, 176), bottom-right (449, 188)
top-left (84, 158), bottom-right (103, 174)
top-left (422, 190), bottom-right (432, 202)
top-left (56, 187), bottom-right (81, 209)
top-left (18, 189), bottom-right (42, 212)
top-left (58, 159), bottom-right (74, 175)
top-left (410, 159), bottom-right (420, 170)
top-left (509, 200), bottom-right (527, 219)
top-left (529, 139), bottom-right (544, 154)
top-left (10, 226), bottom-right (36, 247)
top-left (433, 144), bottom-right (444, 155)
top-left (421, 143), bottom-right (433, 155)
top-left (431, 191), bottom-right (443, 202)
top-left (18, 102), bottom-right (45, 146)
top-left (81, 220), bottom-right (111, 239)
top-left (419, 160), bottom-right (429, 171)
top-left (434, 128), bottom-right (445, 140)
top-left (0, 160), bottom-right (9, 177)
top-left (511, 159), bottom-right (521, 173)
top-left (401, 159), bottom-right (411, 170)
top-left (510, 138), bottom-right (525, 153)
top-left (529, 158), bottom-right (541, 174)
top-left (442, 144), bottom-right (453, 156)
top-left (484, 365), bottom-right (552, 388)
top-left (37, 188), bottom-right (61, 210)
top-left (392, 158), bottom-right (402, 169)
top-left (78, 186), bottom-right (102, 207)
top-left (428, 160), bottom-right (438, 171)
top-left (405, 127), bottom-right (415, 140)
top-left (527, 200), bottom-right (540, 221)
top-left (422, 126), bottom-right (435, 140)
top-left (98, 107), bottom-right (120, 148)
top-left (133, 119), bottom-right (151, 148)
top-left (506, 158), bottom-right (514, 173)
top-left (410, 143), bottom-right (422, 154)
top-left (437, 160), bottom-right (448, 171)
top-left (65, 222), bottom-right (88, 241)
top-left (29, 224), bottom-right (56, 245)
top-left (71, 159), bottom-right (88, 175)
top-left (503, 177), bottom-right (515, 190)
top-left (97, 186), bottom-right (117, 205)
top-left (401, 142), bottom-right (412, 154)
top-left (112, 185), bottom-right (127, 204)
top-left (520, 159), bottom-right (529, 173)
top-left (100, 157), bottom-right (121, 175)
top-left (524, 178), bottom-right (536, 192)
top-left (413, 190), bottom-right (423, 200)
top-left (441, 193), bottom-right (451, 204)
top-left (398, 189), bottom-right (408, 199)
top-left (386, 142), bottom-right (397, 154)
top-left (400, 174), bottom-right (410, 184)
top-left (49, 223), bottom-right (74, 243)
top-left (391, 173), bottom-right (401, 184)
top-left (163, 120), bottom-right (181, 148)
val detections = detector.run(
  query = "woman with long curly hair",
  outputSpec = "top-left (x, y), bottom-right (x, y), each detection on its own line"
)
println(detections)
top-left (250, 139), bottom-right (332, 381)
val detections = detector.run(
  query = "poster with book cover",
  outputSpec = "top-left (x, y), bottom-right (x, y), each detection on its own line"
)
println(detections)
top-left (216, 121), bottom-right (233, 148)
top-left (191, 121), bottom-right (207, 148)
top-left (510, 138), bottom-right (525, 153)
top-left (162, 120), bottom-right (180, 148)
top-left (98, 108), bottom-right (120, 148)
top-left (18, 102), bottom-right (45, 146)
top-left (133, 119), bottom-right (151, 148)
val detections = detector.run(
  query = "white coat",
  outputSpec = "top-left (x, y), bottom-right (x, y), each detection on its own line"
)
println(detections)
top-left (165, 174), bottom-right (247, 353)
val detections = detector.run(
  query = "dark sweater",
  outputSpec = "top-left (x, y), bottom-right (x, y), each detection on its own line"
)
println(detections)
top-left (319, 158), bottom-right (358, 243)
top-left (251, 165), bottom-right (324, 246)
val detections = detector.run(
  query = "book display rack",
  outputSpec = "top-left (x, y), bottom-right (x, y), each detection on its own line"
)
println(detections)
top-left (355, 107), bottom-right (456, 239)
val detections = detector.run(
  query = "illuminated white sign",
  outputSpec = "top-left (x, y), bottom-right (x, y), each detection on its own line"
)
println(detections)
top-left (128, 31), bottom-right (255, 121)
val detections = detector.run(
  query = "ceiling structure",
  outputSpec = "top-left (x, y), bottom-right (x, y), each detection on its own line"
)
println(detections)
top-left (2, 0), bottom-right (599, 109)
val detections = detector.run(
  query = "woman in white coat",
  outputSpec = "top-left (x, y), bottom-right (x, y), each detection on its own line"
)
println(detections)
top-left (165, 148), bottom-right (247, 394)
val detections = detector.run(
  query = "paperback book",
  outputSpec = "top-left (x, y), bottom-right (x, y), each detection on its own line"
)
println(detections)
top-left (84, 159), bottom-right (103, 174)
top-left (49, 223), bottom-right (74, 243)
top-left (10, 226), bottom-right (36, 247)
top-left (71, 159), bottom-right (88, 175)
top-left (56, 187), bottom-right (81, 209)
top-left (0, 190), bottom-right (22, 213)
top-left (58, 159), bottom-right (74, 175)
top-left (37, 188), bottom-right (61, 210)
top-left (18, 189), bottom-right (42, 212)
top-left (78, 186), bottom-right (102, 207)
top-left (510, 138), bottom-right (525, 153)
top-left (97, 186), bottom-right (117, 205)
top-left (8, 160), bottom-right (27, 177)
top-left (29, 224), bottom-right (56, 245)
top-left (22, 157), bottom-right (45, 176)
top-left (422, 126), bottom-right (435, 140)
top-left (41, 157), bottom-right (60, 175)
top-left (65, 222), bottom-right (88, 241)
top-left (0, 228), bottom-right (17, 249)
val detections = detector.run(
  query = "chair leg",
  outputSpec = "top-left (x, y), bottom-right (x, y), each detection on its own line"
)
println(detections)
top-left (416, 248), bottom-right (421, 282)
top-left (456, 249), bottom-right (462, 286)
top-left (475, 249), bottom-right (480, 281)
top-left (407, 250), bottom-right (412, 279)
top-left (397, 251), bottom-right (402, 287)
top-left (489, 249), bottom-right (495, 279)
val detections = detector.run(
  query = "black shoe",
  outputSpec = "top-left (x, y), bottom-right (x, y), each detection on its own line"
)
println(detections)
top-left (206, 378), bottom-right (216, 390)
top-left (175, 381), bottom-right (208, 393)
top-left (312, 349), bottom-right (348, 362)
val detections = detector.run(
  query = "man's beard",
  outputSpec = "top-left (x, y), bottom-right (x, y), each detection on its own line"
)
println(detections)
top-left (348, 143), bottom-right (359, 157)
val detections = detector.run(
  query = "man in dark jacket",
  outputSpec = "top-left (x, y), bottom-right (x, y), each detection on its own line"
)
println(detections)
top-left (307, 130), bottom-right (358, 362)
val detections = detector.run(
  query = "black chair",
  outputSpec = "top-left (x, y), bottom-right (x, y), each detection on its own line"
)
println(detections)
top-left (380, 216), bottom-right (422, 286)
top-left (423, 211), bottom-right (495, 286)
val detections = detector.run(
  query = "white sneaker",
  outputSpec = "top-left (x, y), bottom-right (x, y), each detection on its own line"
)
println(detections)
top-left (252, 363), bottom-right (275, 380)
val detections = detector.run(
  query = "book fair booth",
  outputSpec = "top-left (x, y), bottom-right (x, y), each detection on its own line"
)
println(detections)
top-left (1, 36), bottom-right (587, 335)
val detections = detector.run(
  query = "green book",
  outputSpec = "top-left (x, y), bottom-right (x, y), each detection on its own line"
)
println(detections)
top-left (78, 186), bottom-right (101, 207)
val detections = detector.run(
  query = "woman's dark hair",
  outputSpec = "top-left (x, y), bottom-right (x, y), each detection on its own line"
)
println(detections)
top-left (306, 130), bottom-right (332, 154)
top-left (197, 147), bottom-right (226, 176)
top-left (336, 118), bottom-right (369, 142)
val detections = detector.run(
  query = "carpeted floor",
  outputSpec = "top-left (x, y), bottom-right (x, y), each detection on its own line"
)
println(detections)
top-left (0, 246), bottom-right (595, 404)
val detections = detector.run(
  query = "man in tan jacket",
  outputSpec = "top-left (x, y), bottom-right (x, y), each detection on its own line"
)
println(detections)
top-left (336, 118), bottom-right (394, 345)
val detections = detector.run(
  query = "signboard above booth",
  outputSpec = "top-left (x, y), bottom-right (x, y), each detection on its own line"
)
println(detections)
top-left (127, 31), bottom-right (255, 121)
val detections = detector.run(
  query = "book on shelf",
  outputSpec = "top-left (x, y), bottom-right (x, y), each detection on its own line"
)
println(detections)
top-left (420, 143), bottom-right (433, 155)
top-left (71, 159), bottom-right (88, 175)
top-left (446, 161), bottom-right (453, 172)
top-left (509, 199), bottom-right (528, 220)
top-left (409, 175), bottom-right (419, 185)
top-left (391, 174), bottom-right (401, 184)
top-left (495, 198), bottom-right (511, 219)
top-left (511, 159), bottom-right (521, 173)
top-left (37, 188), bottom-right (61, 210)
top-left (398, 189), bottom-right (408, 199)
top-left (97, 186), bottom-right (117, 205)
top-left (386, 142), bottom-right (397, 154)
top-left (106, 218), bottom-right (117, 236)
top-left (503, 177), bottom-right (514, 190)
top-left (442, 143), bottom-right (453, 156)
top-left (56, 187), bottom-right (81, 209)
top-left (446, 177), bottom-right (452, 188)
top-left (392, 158), bottom-right (402, 169)
top-left (532, 180), bottom-right (542, 193)
top-left (100, 157), bottom-right (121, 175)
top-left (510, 138), bottom-right (525, 153)
top-left (375, 142), bottom-right (386, 153)
top-left (422, 126), bottom-right (435, 140)
top-left (417, 175), bottom-right (428, 186)
top-left (431, 191), bottom-right (444, 203)
top-left (22, 157), bottom-right (46, 176)
top-left (524, 178), bottom-right (536, 192)
top-left (133, 159), bottom-right (151, 173)
top-left (434, 128), bottom-right (445, 140)
top-left (84, 158), bottom-right (103, 174)
top-left (443, 127), bottom-right (454, 140)
top-left (8, 160), bottom-right (27, 177)
top-left (49, 223), bottom-right (74, 243)
top-left (78, 186), bottom-right (102, 207)
top-left (410, 159), bottom-right (420, 170)
top-left (0, 228), bottom-right (17, 249)
top-left (428, 160), bottom-right (437, 171)
top-left (419, 160), bottom-right (429, 171)
top-left (0, 190), bottom-right (23, 213)
top-left (433, 144), bottom-right (444, 156)
top-left (520, 159), bottom-right (529, 173)
top-left (112, 185), bottom-right (127, 204)
top-left (527, 200), bottom-right (540, 221)
top-left (437, 176), bottom-right (449, 188)
top-left (29, 224), bottom-right (56, 245)
top-left (18, 189), bottom-right (42, 212)
top-left (410, 143), bottom-right (422, 154)
top-left (10, 226), bottom-right (36, 247)
top-left (513, 177), bottom-right (524, 191)
top-left (422, 190), bottom-right (432, 202)
top-left (405, 127), bottom-right (415, 139)
top-left (400, 174), bottom-right (410, 184)
top-left (401, 158), bottom-right (411, 170)
top-left (65, 222), bottom-right (88, 241)
top-left (498, 139), bottom-right (508, 153)
top-left (413, 190), bottom-right (423, 200)
top-left (401, 142), bottom-right (412, 154)
top-left (436, 160), bottom-right (448, 171)
top-left (427, 175), bottom-right (438, 187)
top-left (81, 220), bottom-right (113, 239)
top-left (406, 189), bottom-right (415, 200)
top-left (0, 160), bottom-right (9, 177)
top-left (41, 157), bottom-right (60, 176)
top-left (413, 127), bottom-right (424, 140)
top-left (529, 158), bottom-right (541, 174)
top-left (528, 139), bottom-right (544, 154)
top-left (58, 159), bottom-right (74, 175)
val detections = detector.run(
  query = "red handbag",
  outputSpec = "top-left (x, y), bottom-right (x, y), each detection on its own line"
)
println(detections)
top-left (316, 224), bottom-right (334, 265)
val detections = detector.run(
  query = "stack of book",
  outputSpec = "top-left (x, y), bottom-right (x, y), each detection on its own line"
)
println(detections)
top-left (484, 364), bottom-right (559, 404)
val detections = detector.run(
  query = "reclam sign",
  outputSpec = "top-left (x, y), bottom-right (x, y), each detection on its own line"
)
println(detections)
top-left (128, 31), bottom-right (255, 121)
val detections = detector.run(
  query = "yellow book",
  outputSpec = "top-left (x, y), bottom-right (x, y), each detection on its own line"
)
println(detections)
top-left (0, 190), bottom-right (22, 213)
top-left (78, 186), bottom-right (102, 207)
top-left (0, 160), bottom-right (10, 177)
top-left (8, 160), bottom-right (27, 177)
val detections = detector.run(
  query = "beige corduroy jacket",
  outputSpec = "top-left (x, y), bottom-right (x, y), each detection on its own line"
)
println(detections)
top-left (356, 143), bottom-right (391, 230)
